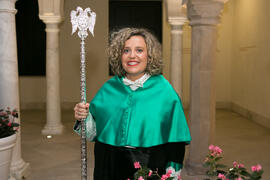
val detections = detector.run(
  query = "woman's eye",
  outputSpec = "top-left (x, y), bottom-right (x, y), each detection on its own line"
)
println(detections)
top-left (123, 49), bottom-right (130, 54)
top-left (136, 49), bottom-right (143, 53)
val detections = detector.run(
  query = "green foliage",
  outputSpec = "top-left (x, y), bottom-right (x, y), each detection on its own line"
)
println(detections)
top-left (204, 145), bottom-right (264, 180)
top-left (134, 166), bottom-right (151, 179)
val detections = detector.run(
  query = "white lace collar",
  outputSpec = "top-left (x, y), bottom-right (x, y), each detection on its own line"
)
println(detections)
top-left (122, 74), bottom-right (151, 91)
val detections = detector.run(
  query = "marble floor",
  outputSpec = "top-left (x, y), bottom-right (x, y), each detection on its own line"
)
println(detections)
top-left (20, 109), bottom-right (270, 180)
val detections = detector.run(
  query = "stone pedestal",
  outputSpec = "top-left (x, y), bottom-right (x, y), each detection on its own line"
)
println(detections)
top-left (0, 0), bottom-right (30, 179)
top-left (184, 0), bottom-right (225, 176)
top-left (39, 17), bottom-right (64, 135)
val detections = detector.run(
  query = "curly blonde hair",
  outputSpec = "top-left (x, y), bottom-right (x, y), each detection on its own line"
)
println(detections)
top-left (108, 27), bottom-right (163, 77)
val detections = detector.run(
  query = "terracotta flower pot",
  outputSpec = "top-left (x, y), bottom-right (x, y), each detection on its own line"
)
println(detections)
top-left (0, 134), bottom-right (17, 180)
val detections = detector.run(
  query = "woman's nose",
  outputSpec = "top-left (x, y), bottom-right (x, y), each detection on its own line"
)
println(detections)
top-left (129, 50), bottom-right (136, 58)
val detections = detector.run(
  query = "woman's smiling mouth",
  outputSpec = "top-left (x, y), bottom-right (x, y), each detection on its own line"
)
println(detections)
top-left (127, 61), bottom-right (139, 66)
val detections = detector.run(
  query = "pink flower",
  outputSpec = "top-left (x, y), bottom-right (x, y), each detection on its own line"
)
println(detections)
top-left (209, 145), bottom-right (223, 157)
top-left (7, 122), bottom-right (12, 127)
top-left (218, 173), bottom-right (226, 180)
top-left (138, 176), bottom-right (144, 180)
top-left (214, 146), bottom-right (223, 155)
top-left (256, 164), bottom-right (262, 171)
top-left (233, 161), bottom-right (238, 168)
top-left (251, 164), bottom-right (262, 172)
top-left (237, 177), bottom-right (243, 180)
top-left (148, 170), bottom-right (152, 176)
top-left (166, 169), bottom-right (172, 176)
top-left (209, 144), bottom-right (215, 151)
top-left (126, 179), bottom-right (130, 180)
top-left (161, 174), bottom-right (169, 180)
top-left (134, 162), bottom-right (141, 169)
top-left (238, 163), bottom-right (245, 168)
top-left (251, 165), bottom-right (257, 172)
top-left (233, 161), bottom-right (245, 168)
top-left (177, 176), bottom-right (182, 180)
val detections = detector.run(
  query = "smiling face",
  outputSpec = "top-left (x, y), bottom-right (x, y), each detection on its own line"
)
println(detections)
top-left (121, 35), bottom-right (148, 81)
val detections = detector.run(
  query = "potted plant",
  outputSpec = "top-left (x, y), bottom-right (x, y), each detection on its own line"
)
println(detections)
top-left (0, 107), bottom-right (19, 180)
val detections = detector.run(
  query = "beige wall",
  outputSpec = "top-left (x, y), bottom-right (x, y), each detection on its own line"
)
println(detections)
top-left (19, 77), bottom-right (46, 109)
top-left (216, 1), bottom-right (233, 106)
top-left (231, 0), bottom-right (270, 120)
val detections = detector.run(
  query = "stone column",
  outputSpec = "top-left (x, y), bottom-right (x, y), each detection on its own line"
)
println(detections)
top-left (184, 0), bottom-right (225, 176)
top-left (165, 0), bottom-right (187, 99)
top-left (39, 16), bottom-right (64, 135)
top-left (169, 20), bottom-right (186, 98)
top-left (0, 0), bottom-right (30, 179)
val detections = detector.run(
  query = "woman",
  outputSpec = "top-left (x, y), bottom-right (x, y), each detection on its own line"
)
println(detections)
top-left (74, 28), bottom-right (191, 180)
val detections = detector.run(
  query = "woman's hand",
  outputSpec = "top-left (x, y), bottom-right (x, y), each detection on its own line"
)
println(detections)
top-left (74, 102), bottom-right (89, 120)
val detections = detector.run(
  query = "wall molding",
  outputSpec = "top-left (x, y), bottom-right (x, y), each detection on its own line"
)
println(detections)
top-left (231, 102), bottom-right (270, 129)
top-left (182, 101), bottom-right (269, 129)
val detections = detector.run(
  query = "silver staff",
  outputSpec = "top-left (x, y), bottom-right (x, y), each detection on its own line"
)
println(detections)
top-left (70, 7), bottom-right (96, 180)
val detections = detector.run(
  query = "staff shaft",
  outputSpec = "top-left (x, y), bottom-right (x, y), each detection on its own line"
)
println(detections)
top-left (80, 40), bottom-right (87, 180)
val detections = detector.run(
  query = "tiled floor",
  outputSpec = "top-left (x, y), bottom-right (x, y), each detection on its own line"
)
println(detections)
top-left (20, 110), bottom-right (270, 180)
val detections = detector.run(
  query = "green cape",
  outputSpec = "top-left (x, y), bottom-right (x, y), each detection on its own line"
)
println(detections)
top-left (89, 75), bottom-right (191, 147)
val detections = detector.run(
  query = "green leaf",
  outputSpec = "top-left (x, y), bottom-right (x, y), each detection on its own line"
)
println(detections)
top-left (240, 170), bottom-right (251, 177)
top-left (216, 164), bottom-right (227, 168)
top-left (215, 157), bottom-right (223, 161)
top-left (203, 162), bottom-right (211, 167)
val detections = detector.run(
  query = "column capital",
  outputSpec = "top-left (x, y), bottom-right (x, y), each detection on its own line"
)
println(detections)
top-left (39, 15), bottom-right (62, 24)
top-left (165, 0), bottom-right (187, 26)
top-left (38, 0), bottom-right (64, 24)
top-left (0, 0), bottom-right (17, 4)
top-left (168, 16), bottom-right (187, 26)
top-left (187, 0), bottom-right (225, 26)
top-left (0, 0), bottom-right (17, 14)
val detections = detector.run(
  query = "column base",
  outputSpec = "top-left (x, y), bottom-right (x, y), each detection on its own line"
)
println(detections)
top-left (184, 160), bottom-right (206, 176)
top-left (10, 159), bottom-right (30, 180)
top-left (42, 124), bottom-right (64, 135)
top-left (181, 167), bottom-right (208, 180)
top-left (8, 176), bottom-right (16, 180)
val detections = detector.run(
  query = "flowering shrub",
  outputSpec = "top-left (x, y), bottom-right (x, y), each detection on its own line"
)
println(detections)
top-left (131, 145), bottom-right (264, 180)
top-left (129, 161), bottom-right (181, 180)
top-left (0, 108), bottom-right (19, 138)
top-left (204, 145), bottom-right (264, 180)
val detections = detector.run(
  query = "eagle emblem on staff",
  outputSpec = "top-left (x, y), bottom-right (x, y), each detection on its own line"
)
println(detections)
top-left (71, 7), bottom-right (96, 40)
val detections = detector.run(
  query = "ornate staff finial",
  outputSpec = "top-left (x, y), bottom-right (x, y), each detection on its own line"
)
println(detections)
top-left (70, 6), bottom-right (96, 180)
top-left (71, 6), bottom-right (96, 40)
